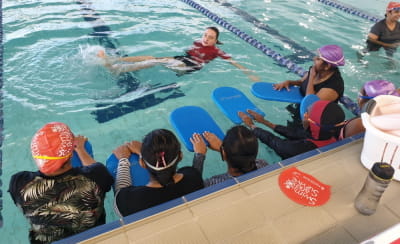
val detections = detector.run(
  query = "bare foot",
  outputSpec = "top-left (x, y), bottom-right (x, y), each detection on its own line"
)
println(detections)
top-left (202, 131), bottom-right (222, 151)
top-left (238, 111), bottom-right (254, 128)
top-left (247, 109), bottom-right (264, 123)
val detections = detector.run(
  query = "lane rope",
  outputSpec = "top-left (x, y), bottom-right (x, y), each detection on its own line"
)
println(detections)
top-left (317, 0), bottom-right (380, 23)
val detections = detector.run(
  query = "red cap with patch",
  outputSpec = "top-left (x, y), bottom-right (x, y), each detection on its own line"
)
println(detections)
top-left (31, 122), bottom-right (74, 174)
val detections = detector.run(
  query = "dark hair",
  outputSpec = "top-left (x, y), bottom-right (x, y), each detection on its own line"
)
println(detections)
top-left (222, 125), bottom-right (258, 174)
top-left (319, 102), bottom-right (345, 139)
top-left (141, 129), bottom-right (181, 187)
top-left (207, 26), bottom-right (222, 45)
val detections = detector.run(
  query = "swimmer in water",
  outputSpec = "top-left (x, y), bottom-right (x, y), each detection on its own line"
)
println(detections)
top-left (98, 27), bottom-right (260, 81)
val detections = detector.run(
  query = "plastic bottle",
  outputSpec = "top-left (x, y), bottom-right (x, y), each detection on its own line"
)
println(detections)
top-left (354, 162), bottom-right (394, 215)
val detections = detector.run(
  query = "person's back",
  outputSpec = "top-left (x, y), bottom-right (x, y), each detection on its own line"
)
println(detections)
top-left (9, 166), bottom-right (112, 243)
top-left (8, 122), bottom-right (113, 244)
top-left (191, 125), bottom-right (268, 187)
top-left (116, 166), bottom-right (202, 216)
top-left (113, 129), bottom-right (204, 217)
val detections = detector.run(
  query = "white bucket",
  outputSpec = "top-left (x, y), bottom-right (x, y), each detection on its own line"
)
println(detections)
top-left (360, 95), bottom-right (400, 181)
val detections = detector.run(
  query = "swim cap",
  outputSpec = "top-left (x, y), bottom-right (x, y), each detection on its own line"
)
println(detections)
top-left (309, 100), bottom-right (345, 140)
top-left (363, 80), bottom-right (400, 98)
top-left (387, 2), bottom-right (400, 11)
top-left (31, 122), bottom-right (74, 174)
top-left (317, 45), bottom-right (345, 67)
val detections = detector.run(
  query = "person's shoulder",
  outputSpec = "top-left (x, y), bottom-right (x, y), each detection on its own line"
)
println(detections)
top-left (9, 170), bottom-right (40, 193)
top-left (204, 173), bottom-right (231, 187)
top-left (179, 166), bottom-right (203, 183)
top-left (10, 170), bottom-right (39, 183)
top-left (178, 166), bottom-right (200, 175)
top-left (79, 162), bottom-right (108, 173)
top-left (77, 163), bottom-right (114, 188)
top-left (255, 159), bottom-right (269, 168)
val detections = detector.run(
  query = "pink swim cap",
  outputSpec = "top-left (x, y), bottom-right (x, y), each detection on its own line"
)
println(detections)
top-left (363, 80), bottom-right (400, 98)
top-left (317, 45), bottom-right (345, 67)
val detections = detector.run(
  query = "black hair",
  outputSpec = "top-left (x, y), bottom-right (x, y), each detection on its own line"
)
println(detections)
top-left (319, 102), bottom-right (345, 139)
top-left (222, 125), bottom-right (258, 174)
top-left (207, 26), bottom-right (222, 45)
top-left (141, 129), bottom-right (181, 187)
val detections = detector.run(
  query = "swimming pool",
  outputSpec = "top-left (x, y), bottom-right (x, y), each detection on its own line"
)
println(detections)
top-left (2, 0), bottom-right (398, 242)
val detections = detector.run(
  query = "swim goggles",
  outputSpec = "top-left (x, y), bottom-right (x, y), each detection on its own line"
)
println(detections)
top-left (307, 118), bottom-right (346, 130)
top-left (358, 93), bottom-right (375, 100)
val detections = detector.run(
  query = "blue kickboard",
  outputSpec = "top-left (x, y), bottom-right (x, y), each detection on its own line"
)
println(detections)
top-left (251, 82), bottom-right (304, 103)
top-left (170, 106), bottom-right (225, 152)
top-left (71, 141), bottom-right (93, 168)
top-left (212, 86), bottom-right (265, 124)
top-left (300, 94), bottom-right (320, 119)
top-left (106, 153), bottom-right (150, 186)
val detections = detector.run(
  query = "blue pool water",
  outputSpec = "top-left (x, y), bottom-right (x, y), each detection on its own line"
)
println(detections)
top-left (2, 0), bottom-right (399, 242)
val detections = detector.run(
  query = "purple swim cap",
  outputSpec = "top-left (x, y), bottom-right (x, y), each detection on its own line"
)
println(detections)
top-left (363, 80), bottom-right (400, 98)
top-left (317, 45), bottom-right (345, 67)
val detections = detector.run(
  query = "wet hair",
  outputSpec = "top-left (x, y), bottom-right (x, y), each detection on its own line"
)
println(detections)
top-left (140, 129), bottom-right (181, 187)
top-left (222, 125), bottom-right (258, 174)
top-left (207, 26), bottom-right (222, 44)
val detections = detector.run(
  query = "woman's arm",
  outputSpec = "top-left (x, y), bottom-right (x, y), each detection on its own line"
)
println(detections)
top-left (315, 88), bottom-right (339, 101)
top-left (273, 73), bottom-right (307, 91)
top-left (227, 59), bottom-right (260, 82)
top-left (113, 144), bottom-right (133, 191)
top-left (190, 133), bottom-right (207, 175)
top-left (74, 135), bottom-right (96, 166)
top-left (368, 33), bottom-right (400, 49)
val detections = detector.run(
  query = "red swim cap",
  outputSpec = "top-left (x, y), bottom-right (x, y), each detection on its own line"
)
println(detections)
top-left (387, 2), bottom-right (400, 11)
top-left (31, 122), bottom-right (74, 174)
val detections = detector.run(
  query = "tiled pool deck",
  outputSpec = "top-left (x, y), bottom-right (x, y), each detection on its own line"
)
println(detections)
top-left (55, 133), bottom-right (400, 243)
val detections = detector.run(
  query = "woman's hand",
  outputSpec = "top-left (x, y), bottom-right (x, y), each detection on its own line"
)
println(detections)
top-left (113, 144), bottom-right (131, 160)
top-left (202, 131), bottom-right (222, 151)
top-left (308, 65), bottom-right (317, 82)
top-left (74, 135), bottom-right (88, 153)
top-left (273, 80), bottom-right (291, 91)
top-left (246, 109), bottom-right (264, 123)
top-left (126, 141), bottom-right (142, 155)
top-left (190, 133), bottom-right (207, 154)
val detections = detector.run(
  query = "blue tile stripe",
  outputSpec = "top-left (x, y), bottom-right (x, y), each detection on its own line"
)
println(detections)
top-left (54, 134), bottom-right (363, 243)
top-left (0, 0), bottom-right (3, 229)
top-left (317, 0), bottom-right (380, 23)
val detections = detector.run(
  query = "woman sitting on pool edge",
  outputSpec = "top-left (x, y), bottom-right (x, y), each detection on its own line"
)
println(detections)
top-left (112, 129), bottom-right (204, 217)
top-left (239, 100), bottom-right (345, 160)
top-left (273, 44), bottom-right (345, 127)
top-left (273, 44), bottom-right (345, 103)
top-left (98, 26), bottom-right (259, 81)
top-left (190, 125), bottom-right (268, 187)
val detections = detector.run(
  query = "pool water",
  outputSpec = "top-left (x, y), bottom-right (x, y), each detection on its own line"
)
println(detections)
top-left (2, 0), bottom-right (399, 242)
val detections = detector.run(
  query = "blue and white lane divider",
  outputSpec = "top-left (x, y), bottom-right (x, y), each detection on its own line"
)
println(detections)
top-left (317, 0), bottom-right (380, 23)
top-left (180, 0), bottom-right (307, 77)
top-left (212, 0), bottom-right (314, 64)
